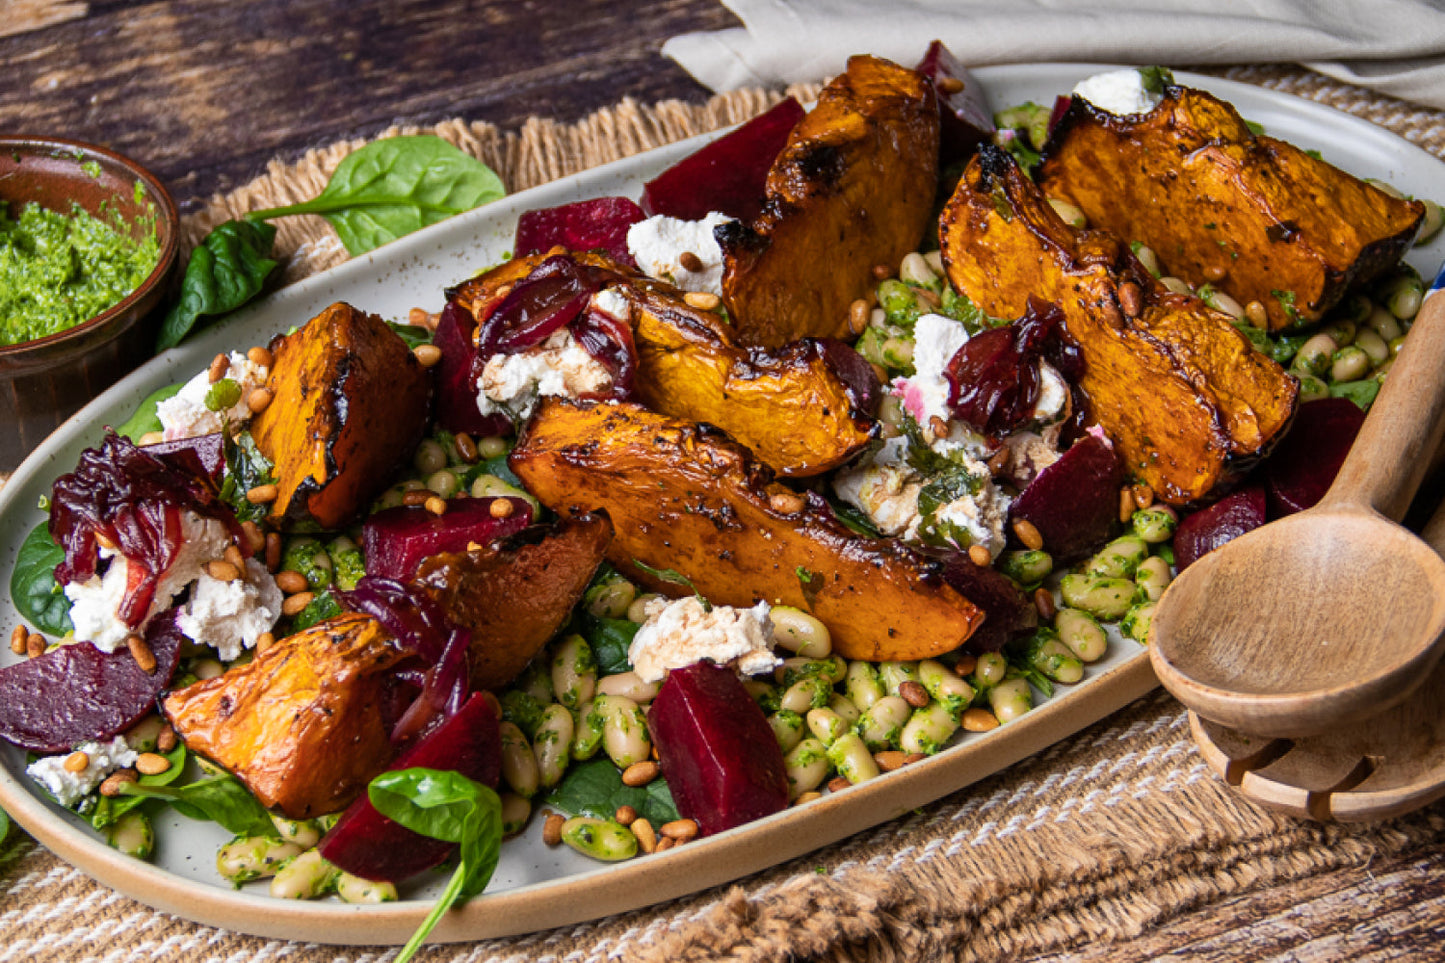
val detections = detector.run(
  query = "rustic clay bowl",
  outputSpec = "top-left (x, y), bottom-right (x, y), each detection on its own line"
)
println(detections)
top-left (0, 136), bottom-right (179, 472)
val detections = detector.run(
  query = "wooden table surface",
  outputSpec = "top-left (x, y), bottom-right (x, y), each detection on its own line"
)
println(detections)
top-left (2, 2), bottom-right (1442, 960)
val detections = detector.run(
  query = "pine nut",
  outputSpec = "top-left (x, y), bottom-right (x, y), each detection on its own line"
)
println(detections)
top-left (874, 750), bottom-right (906, 772)
top-left (240, 521), bottom-right (265, 554)
top-left (402, 488), bottom-right (431, 507)
top-left (827, 775), bottom-right (851, 793)
top-left (207, 353), bottom-right (230, 383)
top-left (138, 431), bottom-right (164, 446)
top-left (413, 344), bottom-right (443, 368)
top-left (542, 812), bottom-right (565, 847)
top-left (247, 346), bottom-right (274, 368)
top-left (127, 633), bottom-right (157, 673)
top-left (489, 498), bottom-right (515, 519)
top-left (275, 571), bottom-right (308, 594)
top-left (26, 633), bottom-right (45, 658)
top-left (1012, 518), bottom-right (1043, 551)
top-left (655, 837), bottom-right (675, 852)
top-left (254, 632), bottom-right (275, 656)
top-left (9, 625), bottom-right (27, 655)
top-left (205, 559), bottom-right (241, 582)
top-left (246, 387), bottom-right (273, 414)
top-left (898, 680), bottom-right (930, 708)
top-left (408, 307), bottom-right (431, 326)
top-left (99, 769), bottom-right (137, 797)
top-left (1034, 587), bottom-right (1056, 621)
top-left (1117, 281), bottom-right (1142, 319)
top-left (246, 483), bottom-right (278, 504)
top-left (962, 708), bottom-right (1000, 732)
top-left (1132, 484), bottom-right (1155, 510)
top-left (769, 491), bottom-right (806, 514)
top-left (678, 251), bottom-right (704, 272)
top-left (1119, 486), bottom-right (1136, 523)
top-left (614, 805), bottom-right (637, 826)
top-left (64, 751), bottom-right (90, 773)
top-left (425, 495), bottom-right (447, 516)
top-left (632, 817), bottom-right (657, 854)
top-left (265, 532), bottom-right (282, 571)
top-left (660, 818), bottom-right (698, 841)
top-left (968, 544), bottom-right (992, 567)
top-left (954, 654), bottom-right (977, 677)
top-left (684, 291), bottom-right (720, 310)
top-left (282, 592), bottom-right (315, 617)
top-left (929, 415), bottom-right (949, 438)
top-left (794, 791), bottom-right (822, 805)
top-left (224, 543), bottom-right (245, 568)
top-left (157, 727), bottom-right (178, 753)
top-left (621, 761), bottom-right (660, 787)
top-left (1203, 263), bottom-right (1227, 282)
top-left (937, 76), bottom-right (965, 94)
top-left (871, 263), bottom-right (893, 280)
top-left (454, 432), bottom-right (479, 462)
top-left (849, 298), bottom-right (870, 334)
top-left (193, 658), bottom-right (224, 680)
top-left (987, 447), bottom-right (1011, 476)
top-left (904, 752), bottom-right (927, 765)
top-left (135, 752), bottom-right (171, 776)
top-left (1245, 300), bottom-right (1268, 328)
top-left (94, 531), bottom-right (117, 550)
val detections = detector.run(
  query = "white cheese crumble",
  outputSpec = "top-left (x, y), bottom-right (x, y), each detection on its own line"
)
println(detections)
top-left (832, 437), bottom-right (925, 537)
top-left (1072, 69), bottom-right (1164, 117)
top-left (476, 327), bottom-right (613, 421)
top-left (626, 211), bottom-right (733, 295)
top-left (27, 736), bottom-right (137, 808)
top-left (627, 596), bottom-right (778, 683)
top-left (893, 313), bottom-right (971, 436)
top-left (156, 351), bottom-right (270, 441)
top-left (178, 558), bottom-right (284, 662)
top-left (65, 511), bottom-right (234, 653)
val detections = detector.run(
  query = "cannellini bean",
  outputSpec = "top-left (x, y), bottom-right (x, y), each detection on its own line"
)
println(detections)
top-left (500, 792), bottom-right (533, 837)
top-left (551, 634), bottom-right (597, 710)
top-left (1134, 556), bottom-right (1173, 603)
top-left (217, 836), bottom-right (304, 883)
top-left (776, 655), bottom-right (845, 687)
top-left (918, 659), bottom-right (974, 714)
top-left (533, 704), bottom-right (575, 788)
top-left (827, 693), bottom-right (861, 725)
top-left (1060, 575), bottom-right (1135, 621)
top-left (500, 721), bottom-right (540, 798)
top-left (594, 694), bottom-right (651, 768)
top-left (596, 670), bottom-right (660, 704)
top-left (845, 660), bottom-right (885, 710)
top-left (1086, 535), bottom-right (1148, 579)
top-left (270, 849), bottom-right (340, 900)
top-left (826, 732), bottom-right (881, 785)
top-left (769, 709), bottom-right (806, 753)
top-left (584, 577), bottom-right (636, 620)
top-left (1054, 607), bottom-right (1108, 662)
top-left (901, 701), bottom-right (960, 755)
top-left (856, 695), bottom-right (911, 751)
top-left (784, 738), bottom-right (831, 798)
top-left (770, 606), bottom-right (833, 658)
top-left (1121, 601), bottom-right (1157, 644)
top-left (269, 814), bottom-right (321, 849)
top-left (562, 817), bottom-right (638, 861)
top-left (805, 706), bottom-right (849, 746)
top-left (877, 661), bottom-right (919, 697)
top-left (336, 873), bottom-right (398, 903)
top-left (779, 675), bottom-right (832, 714)
top-left (988, 678), bottom-right (1034, 723)
top-left (571, 701), bottom-right (604, 761)
top-left (971, 651), bottom-right (1008, 688)
top-left (107, 811), bottom-right (153, 859)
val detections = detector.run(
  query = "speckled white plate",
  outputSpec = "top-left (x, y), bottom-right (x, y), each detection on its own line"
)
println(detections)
top-left (1, 65), bottom-right (1441, 944)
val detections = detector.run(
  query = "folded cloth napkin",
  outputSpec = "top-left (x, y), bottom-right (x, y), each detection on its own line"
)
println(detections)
top-left (664, 0), bottom-right (1445, 110)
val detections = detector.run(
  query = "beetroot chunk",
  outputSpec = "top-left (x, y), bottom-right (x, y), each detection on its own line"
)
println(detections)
top-left (1174, 486), bottom-right (1268, 570)
top-left (914, 40), bottom-right (994, 166)
top-left (933, 551), bottom-right (1037, 653)
top-left (1009, 431), bottom-right (1123, 562)
top-left (361, 498), bottom-right (532, 581)
top-left (318, 692), bottom-right (501, 882)
top-left (433, 302), bottom-right (511, 437)
top-left (144, 433), bottom-right (226, 482)
top-left (648, 661), bottom-right (788, 836)
top-left (0, 610), bottom-right (185, 753)
top-left (1265, 398), bottom-right (1365, 517)
top-left (515, 197), bottom-right (645, 268)
top-left (640, 97), bottom-right (805, 223)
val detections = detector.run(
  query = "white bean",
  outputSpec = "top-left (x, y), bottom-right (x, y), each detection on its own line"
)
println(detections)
top-left (551, 634), bottom-right (597, 710)
top-left (988, 678), bottom-right (1033, 723)
top-left (336, 872), bottom-right (398, 904)
top-left (1134, 556), bottom-right (1173, 603)
top-left (779, 675), bottom-right (831, 714)
top-left (901, 701), bottom-right (960, 755)
top-left (805, 707), bottom-right (849, 746)
top-left (918, 659), bottom-right (974, 715)
top-left (845, 660), bottom-right (885, 710)
top-left (500, 721), bottom-right (540, 798)
top-left (533, 704), bottom-right (575, 788)
top-left (826, 732), bottom-right (881, 785)
top-left (595, 694), bottom-right (651, 768)
top-left (771, 607), bottom-right (833, 658)
top-left (500, 792), bottom-right (532, 837)
top-left (108, 810), bottom-right (153, 859)
top-left (784, 738), bottom-right (831, 799)
top-left (827, 693), bottom-right (861, 725)
top-left (769, 709), bottom-right (806, 753)
top-left (596, 670), bottom-right (660, 704)
top-left (856, 695), bottom-right (911, 751)
top-left (269, 814), bottom-right (321, 849)
top-left (1054, 607), bottom-right (1108, 662)
top-left (571, 701), bottom-right (604, 760)
top-left (899, 251), bottom-right (939, 286)
top-left (217, 836), bottom-right (303, 883)
top-left (269, 849), bottom-right (339, 900)
top-left (877, 661), bottom-right (919, 697)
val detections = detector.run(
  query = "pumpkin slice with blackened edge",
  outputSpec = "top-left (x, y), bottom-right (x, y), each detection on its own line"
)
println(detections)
top-left (508, 399), bottom-right (983, 662)
top-left (413, 513), bottom-right (613, 691)
top-left (719, 54), bottom-right (940, 348)
top-left (163, 613), bottom-right (410, 819)
top-left (940, 146), bottom-right (1297, 505)
top-left (1038, 81), bottom-right (1423, 330)
top-left (250, 302), bottom-right (432, 530)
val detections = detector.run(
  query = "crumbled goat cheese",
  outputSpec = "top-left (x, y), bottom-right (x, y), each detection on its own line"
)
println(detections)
top-left (893, 313), bottom-right (971, 436)
top-left (178, 558), bottom-right (284, 662)
top-left (832, 437), bottom-right (926, 537)
top-left (930, 461), bottom-right (1014, 558)
top-left (66, 511), bottom-right (234, 653)
top-left (157, 351), bottom-right (269, 441)
top-left (626, 212), bottom-right (733, 295)
top-left (1073, 69), bottom-right (1164, 116)
top-left (476, 327), bottom-right (613, 421)
top-left (27, 736), bottom-right (137, 808)
top-left (628, 596), bottom-right (778, 683)
top-left (590, 286), bottom-right (631, 323)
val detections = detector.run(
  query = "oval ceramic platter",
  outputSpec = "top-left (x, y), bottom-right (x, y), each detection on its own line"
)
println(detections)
top-left (1, 65), bottom-right (1441, 945)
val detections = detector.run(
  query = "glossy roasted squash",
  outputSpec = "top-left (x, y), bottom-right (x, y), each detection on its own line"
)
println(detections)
top-left (414, 513), bottom-right (613, 690)
top-left (250, 302), bottom-right (431, 530)
top-left (941, 147), bottom-right (1298, 505)
top-left (508, 399), bottom-right (984, 661)
top-left (719, 55), bottom-right (940, 348)
top-left (162, 613), bottom-right (409, 819)
top-left (1039, 83), bottom-right (1424, 330)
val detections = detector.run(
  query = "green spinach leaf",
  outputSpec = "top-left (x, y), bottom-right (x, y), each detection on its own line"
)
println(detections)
top-left (387, 322), bottom-right (434, 349)
top-left (220, 431), bottom-right (275, 524)
top-left (579, 614), bottom-right (637, 676)
top-left (545, 757), bottom-right (679, 827)
top-left (1331, 378), bottom-right (1381, 410)
top-left (116, 383), bottom-right (185, 441)
top-left (10, 522), bottom-right (72, 636)
top-left (91, 744), bottom-right (188, 831)
top-left (155, 219), bottom-right (278, 351)
top-left (249, 136), bottom-right (505, 257)
top-left (120, 770), bottom-right (274, 836)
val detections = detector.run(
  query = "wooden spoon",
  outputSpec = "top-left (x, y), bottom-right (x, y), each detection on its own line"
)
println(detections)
top-left (1150, 266), bottom-right (1445, 737)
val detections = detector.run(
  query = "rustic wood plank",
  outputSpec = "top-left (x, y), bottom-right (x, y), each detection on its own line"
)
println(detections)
top-left (0, 0), bottom-right (87, 39)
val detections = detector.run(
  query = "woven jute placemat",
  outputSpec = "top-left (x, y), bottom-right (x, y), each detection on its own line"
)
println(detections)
top-left (3, 65), bottom-right (1444, 962)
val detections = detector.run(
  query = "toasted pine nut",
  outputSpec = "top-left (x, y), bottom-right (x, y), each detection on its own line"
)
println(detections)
top-left (968, 544), bottom-right (992, 567)
top-left (684, 291), bottom-right (721, 311)
top-left (937, 76), bottom-right (965, 94)
top-left (632, 817), bottom-right (657, 854)
top-left (542, 812), bottom-right (565, 847)
top-left (127, 634), bottom-right (157, 673)
top-left (424, 495), bottom-right (447, 516)
top-left (904, 752), bottom-right (927, 765)
top-left (1203, 263), bottom-right (1228, 282)
top-left (655, 837), bottom-right (675, 852)
top-left (987, 447), bottom-right (1011, 476)
top-left (1132, 484), bottom-right (1155, 510)
top-left (660, 819), bottom-right (699, 841)
top-left (874, 750), bottom-right (906, 772)
top-left (135, 752), bottom-right (171, 776)
top-left (1117, 281), bottom-right (1142, 319)
top-left (137, 431), bottom-right (164, 446)
top-left (454, 432), bottom-right (479, 462)
top-left (794, 791), bottom-right (822, 805)
top-left (246, 483), bottom-right (278, 504)
top-left (1012, 518), bottom-right (1043, 551)
top-left (848, 298), bottom-right (870, 334)
top-left (222, 543), bottom-right (245, 569)
top-left (254, 632), bottom-right (275, 656)
top-left (929, 415), bottom-right (949, 439)
top-left (157, 726), bottom-right (178, 753)
top-left (1245, 300), bottom-right (1268, 328)
top-left (614, 805), bottom-right (637, 826)
top-left (207, 353), bottom-right (230, 383)
top-left (10, 625), bottom-right (28, 655)
top-left (94, 531), bottom-right (117, 550)
top-left (247, 345), bottom-right (273, 367)
top-left (1034, 587), bottom-right (1057, 621)
top-left (100, 769), bottom-right (138, 797)
top-left (402, 489), bottom-right (431, 507)
top-left (246, 387), bottom-right (274, 414)
top-left (413, 344), bottom-right (443, 368)
top-left (26, 633), bottom-right (45, 658)
top-left (265, 532), bottom-right (282, 572)
top-left (64, 751), bottom-right (90, 773)
top-left (769, 491), bottom-right (806, 514)
top-left (275, 570), bottom-right (308, 594)
top-left (1119, 487), bottom-right (1136, 523)
top-left (678, 251), bottom-right (704, 272)
top-left (621, 761), bottom-right (660, 787)
top-left (962, 708), bottom-right (1000, 732)
top-left (240, 520), bottom-right (265, 554)
top-left (282, 592), bottom-right (315, 617)
top-left (827, 775), bottom-right (851, 793)
top-left (408, 307), bottom-right (431, 326)
top-left (489, 498), bottom-right (515, 519)
top-left (871, 263), bottom-right (893, 280)
top-left (898, 680), bottom-right (930, 708)
top-left (205, 560), bottom-right (241, 582)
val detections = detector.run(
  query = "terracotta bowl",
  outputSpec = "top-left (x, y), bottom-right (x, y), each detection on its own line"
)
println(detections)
top-left (0, 137), bottom-right (180, 472)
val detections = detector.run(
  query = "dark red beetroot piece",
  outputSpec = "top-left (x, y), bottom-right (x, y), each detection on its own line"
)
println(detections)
top-left (640, 97), bottom-right (806, 223)
top-left (914, 40), bottom-right (995, 166)
top-left (361, 498), bottom-right (532, 581)
top-left (1174, 485), bottom-right (1268, 570)
top-left (945, 298), bottom-right (1076, 440)
top-left (432, 302), bottom-right (511, 437)
top-left (815, 337), bottom-right (883, 418)
top-left (514, 197), bottom-right (645, 268)
top-left (648, 661), bottom-right (788, 836)
top-left (0, 610), bottom-right (185, 753)
top-left (1264, 398), bottom-right (1365, 518)
top-left (1009, 430), bottom-right (1123, 562)
top-left (144, 433), bottom-right (227, 482)
top-left (319, 692), bottom-right (501, 882)
top-left (933, 552), bottom-right (1037, 652)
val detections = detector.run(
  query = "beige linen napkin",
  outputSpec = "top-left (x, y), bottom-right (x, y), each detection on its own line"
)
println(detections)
top-left (664, 0), bottom-right (1445, 109)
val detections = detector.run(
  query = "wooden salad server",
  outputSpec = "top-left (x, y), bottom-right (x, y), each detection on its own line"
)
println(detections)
top-left (1151, 262), bottom-right (1445, 740)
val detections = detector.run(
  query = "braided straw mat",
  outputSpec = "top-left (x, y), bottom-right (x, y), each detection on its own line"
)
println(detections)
top-left (3, 65), bottom-right (1444, 963)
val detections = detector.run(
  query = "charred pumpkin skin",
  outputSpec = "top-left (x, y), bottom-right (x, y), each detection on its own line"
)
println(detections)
top-left (446, 249), bottom-right (630, 321)
top-left (250, 302), bottom-right (432, 530)
top-left (719, 55), bottom-right (941, 348)
top-left (941, 147), bottom-right (1297, 505)
top-left (1039, 85), bottom-right (1424, 330)
top-left (508, 399), bottom-right (984, 662)
top-left (414, 513), bottom-right (614, 690)
top-left (162, 613), bottom-right (409, 819)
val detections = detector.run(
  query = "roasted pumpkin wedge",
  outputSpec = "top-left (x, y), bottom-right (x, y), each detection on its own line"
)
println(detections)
top-left (941, 147), bottom-right (1297, 505)
top-left (1039, 82), bottom-right (1424, 330)
top-left (414, 513), bottom-right (614, 690)
top-left (163, 613), bottom-right (409, 819)
top-left (445, 249), bottom-right (628, 320)
top-left (508, 399), bottom-right (985, 661)
top-left (719, 55), bottom-right (940, 348)
top-left (250, 302), bottom-right (431, 530)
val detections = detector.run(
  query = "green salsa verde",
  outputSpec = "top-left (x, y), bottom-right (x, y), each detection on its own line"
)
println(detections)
top-left (0, 200), bottom-right (160, 346)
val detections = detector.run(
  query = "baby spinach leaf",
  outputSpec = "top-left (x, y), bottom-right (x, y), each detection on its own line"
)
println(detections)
top-left (387, 322), bottom-right (434, 349)
top-left (219, 431), bottom-right (275, 523)
top-left (0, 805), bottom-right (8, 845)
top-left (91, 744), bottom-right (188, 830)
top-left (156, 219), bottom-right (278, 351)
top-left (249, 136), bottom-right (505, 257)
top-left (545, 758), bottom-right (679, 827)
top-left (120, 770), bottom-right (273, 837)
top-left (116, 383), bottom-right (184, 441)
top-left (1331, 378), bottom-right (1381, 410)
top-left (10, 522), bottom-right (72, 636)
top-left (579, 614), bottom-right (637, 676)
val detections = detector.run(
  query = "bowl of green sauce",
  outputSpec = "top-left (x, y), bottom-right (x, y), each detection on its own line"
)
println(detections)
top-left (0, 136), bottom-right (179, 470)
